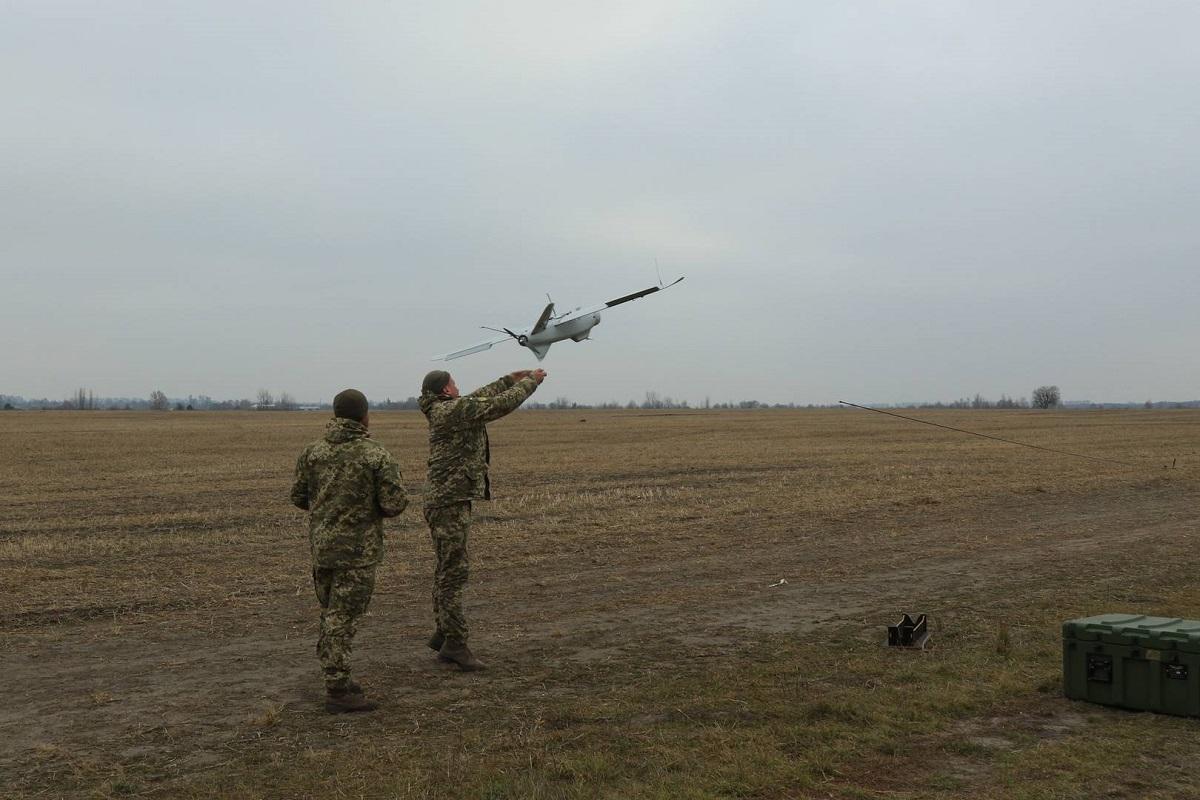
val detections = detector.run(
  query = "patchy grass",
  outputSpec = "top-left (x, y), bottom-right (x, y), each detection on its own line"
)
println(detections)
top-left (2, 409), bottom-right (1199, 798)
top-left (166, 606), bottom-right (1200, 799)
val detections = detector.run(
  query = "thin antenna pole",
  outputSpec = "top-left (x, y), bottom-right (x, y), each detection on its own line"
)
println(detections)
top-left (838, 400), bottom-right (1147, 469)
top-left (655, 257), bottom-right (663, 287)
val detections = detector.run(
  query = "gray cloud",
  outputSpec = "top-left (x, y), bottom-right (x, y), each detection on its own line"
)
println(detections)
top-left (3, 1), bottom-right (1197, 405)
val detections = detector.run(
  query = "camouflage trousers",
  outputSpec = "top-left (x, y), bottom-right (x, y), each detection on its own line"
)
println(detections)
top-left (312, 565), bottom-right (377, 690)
top-left (425, 501), bottom-right (472, 643)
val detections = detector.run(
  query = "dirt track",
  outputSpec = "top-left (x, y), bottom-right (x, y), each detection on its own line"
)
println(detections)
top-left (4, 409), bottom-right (1199, 797)
top-left (5, 477), bottom-right (1195, 794)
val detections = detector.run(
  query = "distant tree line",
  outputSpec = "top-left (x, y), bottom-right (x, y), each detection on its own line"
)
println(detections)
top-left (524, 391), bottom-right (816, 410)
top-left (917, 394), bottom-right (1033, 410)
top-left (896, 385), bottom-right (1198, 410)
top-left (3, 384), bottom-right (1198, 412)
top-left (0, 390), bottom-right (299, 411)
top-left (1, 389), bottom-right (811, 412)
top-left (375, 397), bottom-right (420, 410)
top-left (910, 385), bottom-right (1059, 410)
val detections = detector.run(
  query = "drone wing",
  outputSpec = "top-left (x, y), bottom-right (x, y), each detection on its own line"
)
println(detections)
top-left (605, 276), bottom-right (685, 308)
top-left (571, 276), bottom-right (686, 318)
top-left (432, 334), bottom-right (512, 361)
top-left (530, 302), bottom-right (555, 335)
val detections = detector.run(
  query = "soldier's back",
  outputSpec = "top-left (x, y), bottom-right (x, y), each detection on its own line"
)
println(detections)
top-left (296, 418), bottom-right (396, 568)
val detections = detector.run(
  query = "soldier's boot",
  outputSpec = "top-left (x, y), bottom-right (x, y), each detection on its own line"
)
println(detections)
top-left (438, 638), bottom-right (487, 671)
top-left (428, 630), bottom-right (445, 653)
top-left (326, 677), bottom-right (364, 695)
top-left (325, 687), bottom-right (378, 714)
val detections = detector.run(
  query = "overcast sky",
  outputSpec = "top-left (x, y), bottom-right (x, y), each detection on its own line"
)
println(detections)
top-left (3, 2), bottom-right (1198, 405)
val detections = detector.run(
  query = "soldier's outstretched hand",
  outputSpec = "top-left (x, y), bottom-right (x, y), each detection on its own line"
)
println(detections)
top-left (508, 370), bottom-right (532, 382)
top-left (532, 369), bottom-right (547, 384)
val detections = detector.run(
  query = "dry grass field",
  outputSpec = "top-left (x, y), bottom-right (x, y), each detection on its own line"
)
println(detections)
top-left (2, 408), bottom-right (1199, 799)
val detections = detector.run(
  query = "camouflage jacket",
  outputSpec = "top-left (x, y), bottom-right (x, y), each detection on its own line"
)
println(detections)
top-left (419, 374), bottom-right (538, 509)
top-left (290, 418), bottom-right (408, 568)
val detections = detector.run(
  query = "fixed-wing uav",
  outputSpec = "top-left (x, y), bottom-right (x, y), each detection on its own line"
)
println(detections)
top-left (433, 276), bottom-right (684, 361)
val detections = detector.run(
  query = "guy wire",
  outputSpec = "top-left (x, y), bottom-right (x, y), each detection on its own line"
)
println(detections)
top-left (838, 400), bottom-right (1153, 469)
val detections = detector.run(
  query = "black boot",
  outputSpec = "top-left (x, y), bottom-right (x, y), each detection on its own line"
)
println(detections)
top-left (438, 639), bottom-right (487, 671)
top-left (428, 630), bottom-right (445, 652)
top-left (325, 686), bottom-right (378, 713)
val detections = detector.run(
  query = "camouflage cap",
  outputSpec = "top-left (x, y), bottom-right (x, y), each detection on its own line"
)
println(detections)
top-left (422, 370), bottom-right (451, 396)
top-left (332, 388), bottom-right (369, 421)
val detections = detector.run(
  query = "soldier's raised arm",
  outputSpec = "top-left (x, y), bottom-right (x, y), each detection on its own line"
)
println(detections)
top-left (449, 374), bottom-right (542, 426)
top-left (469, 372), bottom-right (529, 399)
top-left (290, 450), bottom-right (311, 510)
top-left (374, 453), bottom-right (408, 518)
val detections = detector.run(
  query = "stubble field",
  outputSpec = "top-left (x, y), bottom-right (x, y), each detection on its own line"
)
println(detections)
top-left (2, 408), bottom-right (1199, 799)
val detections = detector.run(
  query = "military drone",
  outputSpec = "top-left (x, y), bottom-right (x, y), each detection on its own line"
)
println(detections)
top-left (433, 276), bottom-right (685, 361)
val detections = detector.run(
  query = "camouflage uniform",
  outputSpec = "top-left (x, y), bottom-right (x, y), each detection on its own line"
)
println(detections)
top-left (419, 374), bottom-right (538, 643)
top-left (291, 418), bottom-right (407, 690)
top-left (424, 502), bottom-right (472, 643)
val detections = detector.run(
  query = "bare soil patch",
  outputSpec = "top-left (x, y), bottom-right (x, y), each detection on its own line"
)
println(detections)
top-left (2, 409), bottom-right (1198, 798)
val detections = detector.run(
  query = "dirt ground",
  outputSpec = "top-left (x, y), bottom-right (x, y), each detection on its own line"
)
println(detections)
top-left (2, 409), bottom-right (1198, 798)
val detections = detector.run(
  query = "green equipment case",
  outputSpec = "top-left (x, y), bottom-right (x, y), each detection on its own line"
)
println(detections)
top-left (1063, 613), bottom-right (1200, 716)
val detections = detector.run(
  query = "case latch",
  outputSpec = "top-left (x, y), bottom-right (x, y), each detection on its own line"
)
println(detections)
top-left (1087, 653), bottom-right (1113, 683)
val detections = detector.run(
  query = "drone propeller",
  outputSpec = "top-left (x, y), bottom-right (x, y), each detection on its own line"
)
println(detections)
top-left (482, 326), bottom-right (529, 346)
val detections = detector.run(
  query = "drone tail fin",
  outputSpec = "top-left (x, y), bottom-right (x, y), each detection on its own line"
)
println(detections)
top-left (531, 302), bottom-right (555, 335)
top-left (528, 342), bottom-right (552, 361)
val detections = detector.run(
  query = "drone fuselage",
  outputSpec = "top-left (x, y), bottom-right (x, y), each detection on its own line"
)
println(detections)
top-left (516, 312), bottom-right (601, 359)
top-left (527, 312), bottom-right (600, 346)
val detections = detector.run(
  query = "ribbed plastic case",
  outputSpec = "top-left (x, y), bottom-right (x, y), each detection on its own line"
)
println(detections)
top-left (1063, 613), bottom-right (1200, 716)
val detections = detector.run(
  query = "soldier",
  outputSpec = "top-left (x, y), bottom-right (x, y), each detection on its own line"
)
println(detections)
top-left (419, 368), bottom-right (546, 670)
top-left (290, 388), bottom-right (408, 712)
